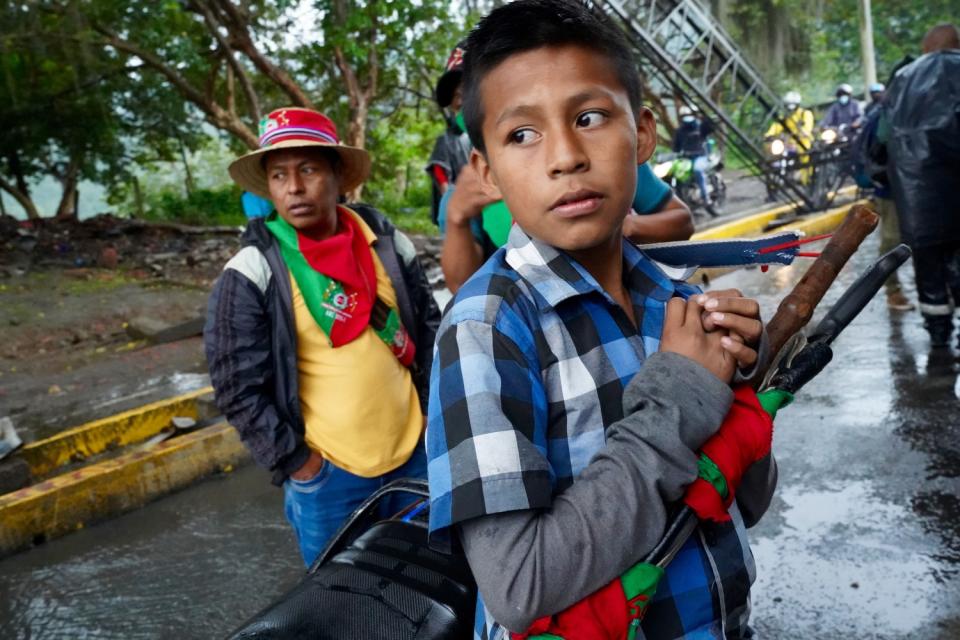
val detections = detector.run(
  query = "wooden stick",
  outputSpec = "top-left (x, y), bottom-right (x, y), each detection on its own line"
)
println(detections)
top-left (762, 204), bottom-right (880, 373)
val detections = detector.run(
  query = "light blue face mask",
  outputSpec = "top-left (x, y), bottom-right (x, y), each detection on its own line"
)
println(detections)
top-left (682, 116), bottom-right (697, 124)
top-left (839, 95), bottom-right (850, 105)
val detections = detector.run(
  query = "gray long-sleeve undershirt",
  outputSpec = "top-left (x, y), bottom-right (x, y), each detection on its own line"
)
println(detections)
top-left (459, 351), bottom-right (776, 633)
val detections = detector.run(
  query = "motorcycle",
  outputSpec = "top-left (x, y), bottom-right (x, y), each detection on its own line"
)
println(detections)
top-left (808, 124), bottom-right (854, 208)
top-left (764, 134), bottom-right (806, 202)
top-left (652, 139), bottom-right (726, 218)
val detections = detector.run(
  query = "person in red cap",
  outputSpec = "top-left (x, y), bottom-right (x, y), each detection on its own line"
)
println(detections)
top-left (426, 41), bottom-right (473, 226)
top-left (205, 107), bottom-right (441, 566)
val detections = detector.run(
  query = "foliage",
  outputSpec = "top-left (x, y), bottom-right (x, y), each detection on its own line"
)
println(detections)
top-left (141, 184), bottom-right (246, 226)
top-left (816, 0), bottom-right (956, 84)
top-left (0, 3), bottom-right (126, 217)
top-left (1, 0), bottom-right (464, 229)
top-left (5, 0), bottom-right (952, 229)
top-left (107, 135), bottom-right (242, 224)
top-left (720, 0), bottom-right (956, 105)
top-left (360, 97), bottom-right (450, 234)
top-left (0, 1), bottom-right (221, 218)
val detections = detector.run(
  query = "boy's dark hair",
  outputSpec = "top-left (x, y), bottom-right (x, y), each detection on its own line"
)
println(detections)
top-left (462, 0), bottom-right (642, 154)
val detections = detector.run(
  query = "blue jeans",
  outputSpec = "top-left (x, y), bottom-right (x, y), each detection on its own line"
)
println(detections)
top-left (283, 443), bottom-right (428, 567)
top-left (692, 155), bottom-right (710, 203)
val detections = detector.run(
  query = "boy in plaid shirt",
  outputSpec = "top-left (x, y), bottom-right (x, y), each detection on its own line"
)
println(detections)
top-left (426, 2), bottom-right (777, 639)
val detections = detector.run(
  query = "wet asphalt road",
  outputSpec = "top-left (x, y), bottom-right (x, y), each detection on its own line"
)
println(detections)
top-left (731, 235), bottom-right (960, 638)
top-left (1, 231), bottom-right (958, 638)
top-left (0, 464), bottom-right (303, 639)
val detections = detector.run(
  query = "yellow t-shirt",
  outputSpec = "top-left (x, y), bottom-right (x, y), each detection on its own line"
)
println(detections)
top-left (290, 208), bottom-right (423, 477)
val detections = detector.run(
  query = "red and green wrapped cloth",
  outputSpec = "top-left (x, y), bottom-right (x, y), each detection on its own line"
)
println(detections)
top-left (511, 562), bottom-right (664, 640)
top-left (682, 384), bottom-right (782, 522)
top-left (513, 384), bottom-right (792, 640)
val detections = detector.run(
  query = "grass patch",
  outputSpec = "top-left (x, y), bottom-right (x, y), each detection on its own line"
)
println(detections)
top-left (140, 185), bottom-right (247, 227)
top-left (4, 270), bottom-right (142, 296)
top-left (388, 209), bottom-right (440, 236)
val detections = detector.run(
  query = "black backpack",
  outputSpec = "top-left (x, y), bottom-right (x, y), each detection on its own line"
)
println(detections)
top-left (227, 480), bottom-right (476, 640)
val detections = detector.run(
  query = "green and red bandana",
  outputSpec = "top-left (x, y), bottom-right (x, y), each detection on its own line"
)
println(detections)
top-left (265, 208), bottom-right (415, 366)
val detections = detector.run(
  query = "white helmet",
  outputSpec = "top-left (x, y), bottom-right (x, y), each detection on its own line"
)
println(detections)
top-left (678, 105), bottom-right (694, 118)
top-left (784, 91), bottom-right (802, 106)
top-left (836, 83), bottom-right (854, 97)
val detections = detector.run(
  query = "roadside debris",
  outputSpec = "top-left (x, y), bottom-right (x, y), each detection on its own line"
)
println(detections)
top-left (0, 417), bottom-right (23, 460)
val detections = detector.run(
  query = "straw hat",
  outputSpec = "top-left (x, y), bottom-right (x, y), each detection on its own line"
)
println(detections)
top-left (228, 108), bottom-right (371, 199)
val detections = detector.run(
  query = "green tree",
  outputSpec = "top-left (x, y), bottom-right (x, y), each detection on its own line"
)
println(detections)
top-left (0, 2), bottom-right (216, 219)
top-left (0, 4), bottom-right (128, 219)
top-left (2, 1), bottom-right (465, 220)
top-left (71, 0), bottom-right (461, 198)
top-left (817, 0), bottom-right (957, 82)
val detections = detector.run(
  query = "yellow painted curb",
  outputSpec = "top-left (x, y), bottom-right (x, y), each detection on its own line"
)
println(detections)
top-left (692, 185), bottom-right (860, 241)
top-left (691, 209), bottom-right (784, 240)
top-left (0, 422), bottom-right (249, 557)
top-left (777, 204), bottom-right (858, 237)
top-left (18, 386), bottom-right (214, 478)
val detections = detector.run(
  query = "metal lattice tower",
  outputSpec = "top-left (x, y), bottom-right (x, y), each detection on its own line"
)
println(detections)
top-left (594, 0), bottom-right (823, 211)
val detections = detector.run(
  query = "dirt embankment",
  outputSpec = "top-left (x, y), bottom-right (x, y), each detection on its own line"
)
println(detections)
top-left (1, 215), bottom-right (236, 357)
top-left (0, 214), bottom-right (443, 355)
top-left (0, 214), bottom-right (443, 440)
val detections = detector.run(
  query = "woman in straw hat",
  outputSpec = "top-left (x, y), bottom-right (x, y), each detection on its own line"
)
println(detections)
top-left (205, 107), bottom-right (440, 566)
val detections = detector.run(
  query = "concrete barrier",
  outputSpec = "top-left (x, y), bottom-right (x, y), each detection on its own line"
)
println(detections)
top-left (692, 185), bottom-right (859, 241)
top-left (18, 386), bottom-right (214, 479)
top-left (0, 422), bottom-right (249, 557)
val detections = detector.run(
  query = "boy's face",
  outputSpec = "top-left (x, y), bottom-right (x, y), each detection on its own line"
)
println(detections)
top-left (471, 44), bottom-right (656, 254)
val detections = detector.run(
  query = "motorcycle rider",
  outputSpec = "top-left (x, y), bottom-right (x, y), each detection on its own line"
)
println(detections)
top-left (672, 105), bottom-right (716, 211)
top-left (821, 83), bottom-right (863, 129)
top-left (764, 91), bottom-right (814, 199)
top-left (765, 90), bottom-right (814, 149)
top-left (864, 82), bottom-right (886, 119)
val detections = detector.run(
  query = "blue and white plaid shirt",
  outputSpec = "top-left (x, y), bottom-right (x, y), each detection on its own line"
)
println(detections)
top-left (427, 226), bottom-right (756, 640)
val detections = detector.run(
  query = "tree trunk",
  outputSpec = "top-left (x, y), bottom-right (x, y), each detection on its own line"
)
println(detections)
top-left (7, 151), bottom-right (32, 206)
top-left (0, 175), bottom-right (41, 220)
top-left (344, 102), bottom-right (368, 202)
top-left (179, 139), bottom-right (195, 196)
top-left (55, 157), bottom-right (81, 220)
top-left (132, 176), bottom-right (145, 218)
top-left (94, 25), bottom-right (260, 149)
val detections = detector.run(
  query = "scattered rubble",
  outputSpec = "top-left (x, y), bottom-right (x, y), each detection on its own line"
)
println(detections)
top-left (126, 316), bottom-right (205, 344)
top-left (1, 213), bottom-right (445, 289)
top-left (0, 214), bottom-right (243, 287)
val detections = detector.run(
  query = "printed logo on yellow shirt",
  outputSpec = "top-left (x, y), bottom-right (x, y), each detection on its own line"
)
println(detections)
top-left (321, 280), bottom-right (358, 323)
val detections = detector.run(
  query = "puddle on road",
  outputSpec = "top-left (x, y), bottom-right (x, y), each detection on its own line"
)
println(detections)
top-left (90, 371), bottom-right (210, 412)
top-left (14, 368), bottom-right (210, 443)
top-left (753, 480), bottom-right (940, 636)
